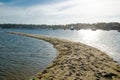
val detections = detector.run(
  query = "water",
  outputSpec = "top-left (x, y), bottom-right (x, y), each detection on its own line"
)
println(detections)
top-left (0, 28), bottom-right (120, 80)
top-left (0, 31), bottom-right (56, 80)
top-left (5, 28), bottom-right (120, 63)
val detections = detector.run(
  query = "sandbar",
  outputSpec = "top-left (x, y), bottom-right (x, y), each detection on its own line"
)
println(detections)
top-left (8, 32), bottom-right (120, 80)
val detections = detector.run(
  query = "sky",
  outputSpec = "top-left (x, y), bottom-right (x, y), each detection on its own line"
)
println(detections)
top-left (0, 0), bottom-right (120, 24)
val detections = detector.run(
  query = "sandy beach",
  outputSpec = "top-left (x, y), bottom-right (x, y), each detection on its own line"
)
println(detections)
top-left (8, 32), bottom-right (120, 80)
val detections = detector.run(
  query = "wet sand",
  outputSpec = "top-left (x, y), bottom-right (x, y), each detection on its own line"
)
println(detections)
top-left (8, 32), bottom-right (120, 80)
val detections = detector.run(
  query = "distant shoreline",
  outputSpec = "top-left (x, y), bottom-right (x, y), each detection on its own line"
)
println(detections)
top-left (8, 32), bottom-right (120, 80)
top-left (1, 22), bottom-right (120, 31)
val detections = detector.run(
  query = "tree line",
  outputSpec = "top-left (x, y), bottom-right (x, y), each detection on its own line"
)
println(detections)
top-left (0, 22), bottom-right (120, 30)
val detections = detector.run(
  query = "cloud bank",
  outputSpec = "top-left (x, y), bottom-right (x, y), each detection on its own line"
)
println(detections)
top-left (0, 0), bottom-right (120, 24)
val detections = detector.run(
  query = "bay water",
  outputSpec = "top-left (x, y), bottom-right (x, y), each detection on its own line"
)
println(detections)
top-left (0, 28), bottom-right (120, 80)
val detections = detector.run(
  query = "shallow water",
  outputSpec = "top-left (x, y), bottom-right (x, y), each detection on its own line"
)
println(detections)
top-left (5, 28), bottom-right (120, 63)
top-left (0, 28), bottom-right (120, 80)
top-left (0, 31), bottom-right (56, 80)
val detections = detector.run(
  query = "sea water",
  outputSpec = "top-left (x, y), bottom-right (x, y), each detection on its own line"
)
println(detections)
top-left (0, 28), bottom-right (120, 80)
top-left (0, 30), bottom-right (56, 80)
top-left (7, 28), bottom-right (120, 62)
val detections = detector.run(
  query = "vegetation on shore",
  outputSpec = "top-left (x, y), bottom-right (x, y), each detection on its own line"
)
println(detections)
top-left (1, 22), bottom-right (120, 30)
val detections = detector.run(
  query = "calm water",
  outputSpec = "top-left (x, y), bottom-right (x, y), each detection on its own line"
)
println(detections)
top-left (6, 28), bottom-right (120, 62)
top-left (0, 30), bottom-right (56, 80)
top-left (0, 28), bottom-right (120, 80)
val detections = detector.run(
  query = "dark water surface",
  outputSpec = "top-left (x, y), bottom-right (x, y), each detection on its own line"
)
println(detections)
top-left (0, 31), bottom-right (56, 80)
top-left (0, 28), bottom-right (120, 80)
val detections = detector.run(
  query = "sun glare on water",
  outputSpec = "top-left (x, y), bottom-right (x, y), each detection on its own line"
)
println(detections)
top-left (77, 30), bottom-right (101, 44)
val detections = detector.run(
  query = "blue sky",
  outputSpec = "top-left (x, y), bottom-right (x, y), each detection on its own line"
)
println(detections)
top-left (0, 0), bottom-right (63, 6)
top-left (0, 0), bottom-right (120, 24)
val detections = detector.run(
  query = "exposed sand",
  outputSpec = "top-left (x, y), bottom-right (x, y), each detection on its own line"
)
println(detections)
top-left (8, 32), bottom-right (120, 80)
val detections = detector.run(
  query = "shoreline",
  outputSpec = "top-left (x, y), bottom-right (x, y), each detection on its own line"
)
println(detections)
top-left (8, 32), bottom-right (120, 80)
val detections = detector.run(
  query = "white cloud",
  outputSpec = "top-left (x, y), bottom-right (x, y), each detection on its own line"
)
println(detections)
top-left (54, 0), bottom-right (120, 17)
top-left (0, 0), bottom-right (120, 24)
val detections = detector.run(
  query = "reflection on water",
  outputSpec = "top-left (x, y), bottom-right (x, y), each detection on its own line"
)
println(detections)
top-left (9, 29), bottom-right (119, 63)
top-left (0, 28), bottom-right (120, 80)
top-left (77, 30), bottom-right (120, 62)
top-left (77, 30), bottom-right (101, 43)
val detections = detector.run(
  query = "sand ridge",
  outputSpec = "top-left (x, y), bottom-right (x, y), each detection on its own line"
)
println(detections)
top-left (8, 32), bottom-right (120, 80)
